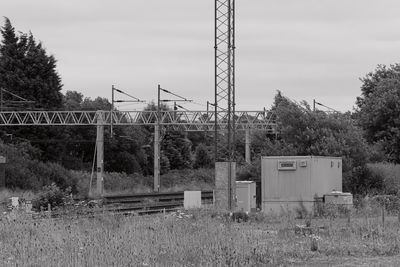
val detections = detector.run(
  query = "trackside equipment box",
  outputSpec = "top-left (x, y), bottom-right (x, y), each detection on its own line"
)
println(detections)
top-left (236, 181), bottom-right (256, 213)
top-left (261, 156), bottom-right (342, 214)
top-left (324, 191), bottom-right (353, 207)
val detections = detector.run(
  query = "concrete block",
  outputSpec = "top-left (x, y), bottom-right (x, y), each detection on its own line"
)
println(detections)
top-left (184, 191), bottom-right (201, 209)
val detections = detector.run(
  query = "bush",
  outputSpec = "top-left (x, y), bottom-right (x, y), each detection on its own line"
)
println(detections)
top-left (236, 159), bottom-right (261, 181)
top-left (193, 144), bottom-right (213, 169)
top-left (367, 162), bottom-right (400, 194)
top-left (0, 142), bottom-right (78, 192)
top-left (343, 165), bottom-right (384, 195)
top-left (32, 183), bottom-right (71, 211)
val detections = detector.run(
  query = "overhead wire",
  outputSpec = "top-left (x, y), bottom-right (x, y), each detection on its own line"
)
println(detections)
top-left (315, 101), bottom-right (340, 113)
top-left (160, 88), bottom-right (192, 102)
top-left (191, 101), bottom-right (207, 108)
top-left (113, 87), bottom-right (145, 102)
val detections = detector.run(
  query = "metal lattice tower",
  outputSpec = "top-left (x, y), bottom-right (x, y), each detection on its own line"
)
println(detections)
top-left (214, 0), bottom-right (235, 162)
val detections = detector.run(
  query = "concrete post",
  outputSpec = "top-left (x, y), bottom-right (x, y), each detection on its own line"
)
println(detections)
top-left (154, 124), bottom-right (160, 192)
top-left (96, 111), bottom-right (104, 197)
top-left (214, 161), bottom-right (236, 210)
top-left (245, 128), bottom-right (251, 164)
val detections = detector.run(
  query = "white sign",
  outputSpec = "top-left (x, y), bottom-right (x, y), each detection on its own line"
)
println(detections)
top-left (278, 160), bottom-right (297, 170)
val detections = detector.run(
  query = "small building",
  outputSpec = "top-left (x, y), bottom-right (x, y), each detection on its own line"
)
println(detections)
top-left (261, 156), bottom-right (342, 214)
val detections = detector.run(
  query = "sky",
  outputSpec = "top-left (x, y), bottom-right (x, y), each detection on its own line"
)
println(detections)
top-left (2, 0), bottom-right (400, 112)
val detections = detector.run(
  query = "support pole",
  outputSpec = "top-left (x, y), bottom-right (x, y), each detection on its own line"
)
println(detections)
top-left (111, 85), bottom-right (115, 137)
top-left (154, 84), bottom-right (161, 192)
top-left (154, 124), bottom-right (160, 192)
top-left (96, 111), bottom-right (104, 197)
top-left (245, 128), bottom-right (251, 164)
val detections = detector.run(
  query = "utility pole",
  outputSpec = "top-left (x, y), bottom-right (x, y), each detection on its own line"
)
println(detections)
top-left (96, 111), bottom-right (105, 196)
top-left (154, 84), bottom-right (161, 192)
top-left (313, 99), bottom-right (316, 112)
top-left (245, 128), bottom-right (251, 164)
top-left (111, 85), bottom-right (115, 137)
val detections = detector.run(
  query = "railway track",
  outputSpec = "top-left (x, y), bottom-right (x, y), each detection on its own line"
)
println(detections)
top-left (1, 191), bottom-right (214, 220)
top-left (102, 190), bottom-right (214, 214)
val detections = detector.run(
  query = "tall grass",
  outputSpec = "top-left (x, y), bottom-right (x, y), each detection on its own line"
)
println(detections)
top-left (1, 208), bottom-right (400, 266)
top-left (73, 168), bottom-right (215, 197)
top-left (367, 163), bottom-right (400, 194)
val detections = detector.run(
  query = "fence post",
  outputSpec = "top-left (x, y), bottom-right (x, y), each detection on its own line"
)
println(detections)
top-left (48, 203), bottom-right (51, 219)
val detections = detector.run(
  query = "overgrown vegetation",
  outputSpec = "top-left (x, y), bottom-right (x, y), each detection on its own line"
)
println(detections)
top-left (32, 183), bottom-right (72, 211)
top-left (366, 163), bottom-right (400, 195)
top-left (0, 142), bottom-right (78, 191)
top-left (2, 207), bottom-right (400, 266)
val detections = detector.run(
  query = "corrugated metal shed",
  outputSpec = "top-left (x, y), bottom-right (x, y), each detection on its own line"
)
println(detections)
top-left (261, 156), bottom-right (342, 214)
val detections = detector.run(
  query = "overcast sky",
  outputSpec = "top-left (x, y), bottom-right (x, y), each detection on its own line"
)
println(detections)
top-left (2, 0), bottom-right (400, 112)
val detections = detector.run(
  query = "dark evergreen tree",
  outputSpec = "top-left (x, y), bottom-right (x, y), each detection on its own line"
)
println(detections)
top-left (0, 18), bottom-right (63, 109)
top-left (162, 130), bottom-right (193, 170)
top-left (0, 18), bottom-right (65, 164)
top-left (193, 143), bottom-right (213, 169)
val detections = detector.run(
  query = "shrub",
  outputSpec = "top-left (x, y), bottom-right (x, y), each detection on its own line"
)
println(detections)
top-left (367, 162), bottom-right (400, 194)
top-left (236, 159), bottom-right (261, 181)
top-left (0, 142), bottom-right (78, 192)
top-left (32, 183), bottom-right (72, 211)
top-left (343, 165), bottom-right (384, 194)
top-left (193, 144), bottom-right (213, 169)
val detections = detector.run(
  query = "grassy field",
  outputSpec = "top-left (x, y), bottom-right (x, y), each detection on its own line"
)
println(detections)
top-left (1, 208), bottom-right (400, 266)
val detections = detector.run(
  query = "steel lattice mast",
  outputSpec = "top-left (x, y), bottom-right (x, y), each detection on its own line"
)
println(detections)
top-left (214, 0), bottom-right (236, 210)
top-left (214, 0), bottom-right (235, 161)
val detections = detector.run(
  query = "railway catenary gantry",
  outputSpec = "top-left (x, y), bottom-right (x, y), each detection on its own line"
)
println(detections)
top-left (0, 110), bottom-right (276, 132)
top-left (0, 109), bottom-right (277, 196)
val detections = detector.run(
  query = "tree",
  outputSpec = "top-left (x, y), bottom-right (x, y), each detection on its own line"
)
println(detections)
top-left (162, 130), bottom-right (193, 170)
top-left (0, 18), bottom-right (63, 109)
top-left (193, 143), bottom-right (213, 169)
top-left (0, 18), bottom-right (64, 164)
top-left (63, 91), bottom-right (83, 110)
top-left (61, 95), bottom-right (149, 174)
top-left (252, 91), bottom-right (371, 193)
top-left (356, 64), bottom-right (400, 162)
top-left (142, 102), bottom-right (193, 171)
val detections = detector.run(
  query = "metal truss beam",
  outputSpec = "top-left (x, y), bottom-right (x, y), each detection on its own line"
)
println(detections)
top-left (0, 110), bottom-right (276, 132)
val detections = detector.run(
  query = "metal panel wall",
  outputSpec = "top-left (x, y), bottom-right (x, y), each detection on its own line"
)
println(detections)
top-left (310, 157), bottom-right (342, 197)
top-left (262, 156), bottom-right (312, 202)
top-left (261, 156), bottom-right (342, 214)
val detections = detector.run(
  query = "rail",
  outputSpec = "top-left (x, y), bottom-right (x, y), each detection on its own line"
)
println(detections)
top-left (102, 190), bottom-right (214, 214)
